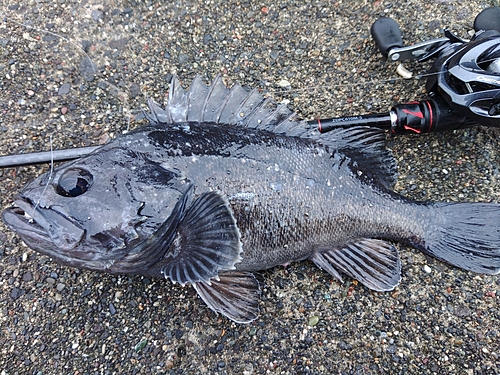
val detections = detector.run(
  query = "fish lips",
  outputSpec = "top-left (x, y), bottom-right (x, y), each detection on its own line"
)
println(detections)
top-left (2, 195), bottom-right (85, 251)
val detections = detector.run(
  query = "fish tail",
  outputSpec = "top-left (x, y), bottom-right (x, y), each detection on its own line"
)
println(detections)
top-left (417, 202), bottom-right (500, 274)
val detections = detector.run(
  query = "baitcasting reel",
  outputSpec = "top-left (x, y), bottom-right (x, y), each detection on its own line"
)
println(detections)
top-left (319, 7), bottom-right (500, 135)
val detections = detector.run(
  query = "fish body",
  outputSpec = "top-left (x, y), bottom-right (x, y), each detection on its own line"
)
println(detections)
top-left (3, 76), bottom-right (500, 323)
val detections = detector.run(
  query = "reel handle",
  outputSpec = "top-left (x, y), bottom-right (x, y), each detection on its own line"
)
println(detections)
top-left (370, 17), bottom-right (403, 58)
top-left (371, 7), bottom-right (500, 62)
top-left (370, 17), bottom-right (449, 62)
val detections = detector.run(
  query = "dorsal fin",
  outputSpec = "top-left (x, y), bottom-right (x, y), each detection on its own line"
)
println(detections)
top-left (312, 126), bottom-right (398, 188)
top-left (145, 74), bottom-right (310, 133)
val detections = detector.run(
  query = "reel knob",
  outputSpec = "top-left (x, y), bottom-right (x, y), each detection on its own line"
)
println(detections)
top-left (474, 7), bottom-right (500, 33)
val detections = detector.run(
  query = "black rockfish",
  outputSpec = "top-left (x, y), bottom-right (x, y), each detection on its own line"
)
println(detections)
top-left (3, 76), bottom-right (500, 323)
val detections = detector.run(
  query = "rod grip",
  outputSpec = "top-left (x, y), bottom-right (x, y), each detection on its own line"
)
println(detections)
top-left (316, 114), bottom-right (392, 133)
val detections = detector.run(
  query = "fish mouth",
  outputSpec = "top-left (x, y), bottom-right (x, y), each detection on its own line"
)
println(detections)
top-left (2, 195), bottom-right (85, 251)
top-left (2, 200), bottom-right (51, 244)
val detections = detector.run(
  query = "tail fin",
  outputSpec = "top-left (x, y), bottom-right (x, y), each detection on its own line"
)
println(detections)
top-left (418, 203), bottom-right (500, 274)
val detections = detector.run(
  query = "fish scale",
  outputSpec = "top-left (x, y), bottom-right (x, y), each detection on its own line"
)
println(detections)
top-left (3, 75), bottom-right (500, 323)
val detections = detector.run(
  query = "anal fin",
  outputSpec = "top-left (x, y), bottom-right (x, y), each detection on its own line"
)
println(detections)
top-left (193, 271), bottom-right (261, 323)
top-left (311, 239), bottom-right (401, 292)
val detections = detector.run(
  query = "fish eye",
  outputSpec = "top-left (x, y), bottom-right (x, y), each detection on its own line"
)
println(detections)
top-left (56, 168), bottom-right (94, 197)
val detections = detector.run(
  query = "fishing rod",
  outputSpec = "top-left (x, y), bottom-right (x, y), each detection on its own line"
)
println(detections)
top-left (2, 7), bottom-right (500, 168)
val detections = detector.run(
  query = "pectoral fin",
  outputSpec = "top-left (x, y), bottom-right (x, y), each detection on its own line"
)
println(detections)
top-left (193, 271), bottom-right (261, 323)
top-left (161, 191), bottom-right (242, 285)
top-left (311, 239), bottom-right (401, 291)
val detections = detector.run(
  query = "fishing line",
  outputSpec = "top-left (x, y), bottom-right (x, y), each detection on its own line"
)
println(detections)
top-left (32, 134), bottom-right (54, 215)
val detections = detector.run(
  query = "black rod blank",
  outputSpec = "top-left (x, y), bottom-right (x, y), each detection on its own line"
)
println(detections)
top-left (0, 146), bottom-right (100, 168)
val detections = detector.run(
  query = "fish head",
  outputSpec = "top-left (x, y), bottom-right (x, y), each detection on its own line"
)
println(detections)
top-left (2, 146), bottom-right (190, 271)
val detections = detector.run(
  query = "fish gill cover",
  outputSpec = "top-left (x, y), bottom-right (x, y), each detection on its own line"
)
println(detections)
top-left (0, 0), bottom-right (499, 374)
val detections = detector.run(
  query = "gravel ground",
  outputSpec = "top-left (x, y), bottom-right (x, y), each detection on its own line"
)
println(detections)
top-left (1, 0), bottom-right (500, 374)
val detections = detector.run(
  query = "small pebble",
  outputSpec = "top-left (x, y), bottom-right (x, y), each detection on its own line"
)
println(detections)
top-left (309, 316), bottom-right (319, 327)
top-left (423, 265), bottom-right (432, 274)
top-left (278, 79), bottom-right (291, 88)
top-left (58, 83), bottom-right (71, 95)
top-left (91, 9), bottom-right (103, 21)
top-left (178, 54), bottom-right (189, 64)
top-left (134, 339), bottom-right (148, 352)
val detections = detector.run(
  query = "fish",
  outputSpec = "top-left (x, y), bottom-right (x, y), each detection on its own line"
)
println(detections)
top-left (3, 75), bottom-right (500, 323)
